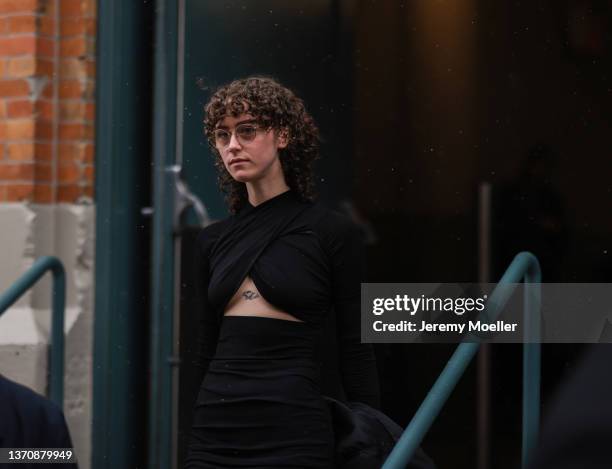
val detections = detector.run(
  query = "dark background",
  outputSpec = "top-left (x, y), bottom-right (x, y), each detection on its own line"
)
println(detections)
top-left (178, 1), bottom-right (612, 468)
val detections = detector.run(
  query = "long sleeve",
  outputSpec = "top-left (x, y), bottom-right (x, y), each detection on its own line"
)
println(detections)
top-left (327, 212), bottom-right (381, 410)
top-left (192, 226), bottom-right (222, 395)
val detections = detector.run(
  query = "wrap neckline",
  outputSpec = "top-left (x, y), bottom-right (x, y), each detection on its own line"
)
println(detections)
top-left (241, 189), bottom-right (294, 214)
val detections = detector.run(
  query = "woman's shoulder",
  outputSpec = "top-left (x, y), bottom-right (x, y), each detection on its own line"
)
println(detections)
top-left (196, 217), bottom-right (233, 252)
top-left (306, 200), bottom-right (361, 246)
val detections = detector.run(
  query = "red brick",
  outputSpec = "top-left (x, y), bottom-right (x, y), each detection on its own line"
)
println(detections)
top-left (36, 120), bottom-right (53, 139)
top-left (0, 101), bottom-right (6, 118)
top-left (7, 15), bottom-right (36, 34)
top-left (83, 164), bottom-right (94, 182)
top-left (0, 58), bottom-right (7, 77)
top-left (37, 99), bottom-right (54, 120)
top-left (0, 122), bottom-right (6, 139)
top-left (41, 81), bottom-right (53, 98)
top-left (85, 38), bottom-right (95, 56)
top-left (38, 16), bottom-right (56, 36)
top-left (39, 0), bottom-right (58, 16)
top-left (83, 184), bottom-right (93, 199)
top-left (7, 57), bottom-right (36, 78)
top-left (59, 100), bottom-right (83, 120)
top-left (37, 37), bottom-right (55, 57)
top-left (59, 18), bottom-right (84, 35)
top-left (58, 142), bottom-right (82, 161)
top-left (84, 102), bottom-right (94, 121)
top-left (83, 79), bottom-right (94, 99)
top-left (35, 162), bottom-right (52, 181)
top-left (0, 0), bottom-right (38, 14)
top-left (59, 58), bottom-right (84, 78)
top-left (85, 59), bottom-right (95, 78)
top-left (7, 100), bottom-right (34, 118)
top-left (0, 17), bottom-right (9, 34)
top-left (60, 0), bottom-right (81, 16)
top-left (37, 58), bottom-right (55, 77)
top-left (83, 142), bottom-right (93, 162)
top-left (59, 79), bottom-right (83, 98)
top-left (60, 37), bottom-right (86, 56)
top-left (0, 163), bottom-right (34, 180)
top-left (34, 184), bottom-right (53, 203)
top-left (58, 162), bottom-right (80, 183)
top-left (0, 36), bottom-right (36, 55)
top-left (57, 183), bottom-right (80, 202)
top-left (6, 119), bottom-right (35, 139)
top-left (7, 142), bottom-right (35, 161)
top-left (35, 142), bottom-right (53, 161)
top-left (5, 183), bottom-right (34, 201)
top-left (59, 122), bottom-right (82, 139)
top-left (83, 0), bottom-right (94, 17)
top-left (0, 79), bottom-right (30, 97)
top-left (59, 122), bottom-right (94, 140)
top-left (85, 17), bottom-right (95, 36)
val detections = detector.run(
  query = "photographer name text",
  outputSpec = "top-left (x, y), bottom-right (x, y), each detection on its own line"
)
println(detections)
top-left (372, 320), bottom-right (517, 334)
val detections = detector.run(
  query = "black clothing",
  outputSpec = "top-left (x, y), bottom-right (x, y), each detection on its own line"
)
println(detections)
top-left (186, 316), bottom-right (334, 468)
top-left (193, 189), bottom-right (380, 407)
top-left (324, 395), bottom-right (436, 469)
top-left (527, 345), bottom-right (612, 469)
top-left (186, 189), bottom-right (381, 467)
top-left (0, 374), bottom-right (77, 469)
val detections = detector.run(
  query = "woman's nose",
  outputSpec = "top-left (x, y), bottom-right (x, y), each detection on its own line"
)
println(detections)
top-left (227, 131), bottom-right (242, 151)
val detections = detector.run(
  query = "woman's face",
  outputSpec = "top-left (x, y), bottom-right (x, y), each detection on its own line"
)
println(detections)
top-left (213, 113), bottom-right (288, 184)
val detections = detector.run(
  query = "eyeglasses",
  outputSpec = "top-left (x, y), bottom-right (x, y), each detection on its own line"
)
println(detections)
top-left (213, 123), bottom-right (265, 148)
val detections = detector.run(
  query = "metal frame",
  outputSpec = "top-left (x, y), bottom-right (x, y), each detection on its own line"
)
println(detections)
top-left (149, 0), bottom-right (180, 467)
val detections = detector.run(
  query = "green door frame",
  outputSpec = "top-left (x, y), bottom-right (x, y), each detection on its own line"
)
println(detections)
top-left (94, 0), bottom-right (181, 467)
top-left (92, 1), bottom-right (153, 468)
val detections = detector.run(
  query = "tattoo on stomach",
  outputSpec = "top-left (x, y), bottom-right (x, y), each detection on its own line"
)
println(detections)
top-left (242, 290), bottom-right (260, 301)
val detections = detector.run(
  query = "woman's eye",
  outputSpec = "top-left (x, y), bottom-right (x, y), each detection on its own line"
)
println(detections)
top-left (238, 126), bottom-right (257, 139)
top-left (215, 131), bottom-right (229, 142)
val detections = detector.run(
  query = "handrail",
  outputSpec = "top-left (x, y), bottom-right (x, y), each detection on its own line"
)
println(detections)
top-left (382, 252), bottom-right (541, 469)
top-left (0, 256), bottom-right (66, 408)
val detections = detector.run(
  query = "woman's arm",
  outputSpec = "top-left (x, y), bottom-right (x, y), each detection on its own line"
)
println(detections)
top-left (328, 212), bottom-right (381, 409)
top-left (192, 226), bottom-right (221, 395)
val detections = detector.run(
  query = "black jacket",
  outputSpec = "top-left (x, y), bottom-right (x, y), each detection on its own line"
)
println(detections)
top-left (0, 374), bottom-right (78, 468)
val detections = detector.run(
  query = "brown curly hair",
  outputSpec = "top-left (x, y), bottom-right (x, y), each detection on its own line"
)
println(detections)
top-left (203, 76), bottom-right (320, 214)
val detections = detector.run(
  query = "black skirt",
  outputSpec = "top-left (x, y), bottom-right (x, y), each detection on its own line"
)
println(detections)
top-left (185, 316), bottom-right (335, 468)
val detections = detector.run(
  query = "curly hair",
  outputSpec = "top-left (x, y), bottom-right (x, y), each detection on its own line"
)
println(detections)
top-left (203, 76), bottom-right (320, 214)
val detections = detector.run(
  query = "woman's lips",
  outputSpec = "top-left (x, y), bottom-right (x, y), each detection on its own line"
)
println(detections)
top-left (229, 158), bottom-right (249, 166)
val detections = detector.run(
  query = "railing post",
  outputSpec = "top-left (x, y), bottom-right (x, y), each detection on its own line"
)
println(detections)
top-left (381, 252), bottom-right (541, 469)
top-left (49, 258), bottom-right (66, 408)
top-left (522, 257), bottom-right (541, 468)
top-left (0, 256), bottom-right (66, 408)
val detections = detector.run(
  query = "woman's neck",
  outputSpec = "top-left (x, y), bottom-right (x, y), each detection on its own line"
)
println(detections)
top-left (246, 180), bottom-right (290, 207)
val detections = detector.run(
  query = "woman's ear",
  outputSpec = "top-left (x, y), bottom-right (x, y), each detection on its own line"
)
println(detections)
top-left (277, 128), bottom-right (289, 149)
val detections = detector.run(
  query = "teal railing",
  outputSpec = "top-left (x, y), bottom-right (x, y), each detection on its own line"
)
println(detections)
top-left (0, 256), bottom-right (66, 408)
top-left (383, 252), bottom-right (542, 469)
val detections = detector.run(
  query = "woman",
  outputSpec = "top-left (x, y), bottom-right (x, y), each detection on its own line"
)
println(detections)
top-left (184, 76), bottom-right (381, 468)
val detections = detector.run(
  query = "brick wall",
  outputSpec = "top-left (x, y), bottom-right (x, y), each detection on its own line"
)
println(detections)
top-left (0, 0), bottom-right (95, 203)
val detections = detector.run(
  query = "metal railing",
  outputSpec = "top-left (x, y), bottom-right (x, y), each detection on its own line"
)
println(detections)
top-left (0, 256), bottom-right (66, 408)
top-left (383, 252), bottom-right (542, 469)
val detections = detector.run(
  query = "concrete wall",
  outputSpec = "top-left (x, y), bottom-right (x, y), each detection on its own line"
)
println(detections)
top-left (0, 202), bottom-right (94, 469)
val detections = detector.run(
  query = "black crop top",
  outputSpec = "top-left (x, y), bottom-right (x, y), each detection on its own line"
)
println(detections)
top-left (193, 189), bottom-right (380, 408)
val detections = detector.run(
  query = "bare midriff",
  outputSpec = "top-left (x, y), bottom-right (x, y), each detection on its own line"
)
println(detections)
top-left (223, 275), bottom-right (303, 322)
